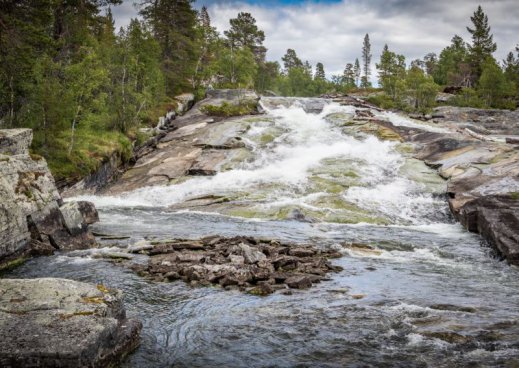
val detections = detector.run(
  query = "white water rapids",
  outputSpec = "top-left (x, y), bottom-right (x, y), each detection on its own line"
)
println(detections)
top-left (75, 100), bottom-right (449, 227)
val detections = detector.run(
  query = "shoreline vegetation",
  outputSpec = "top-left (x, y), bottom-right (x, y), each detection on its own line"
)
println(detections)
top-left (1, 2), bottom-right (517, 184)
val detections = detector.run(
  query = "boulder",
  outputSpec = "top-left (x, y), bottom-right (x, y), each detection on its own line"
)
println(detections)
top-left (0, 278), bottom-right (141, 367)
top-left (0, 129), bottom-right (98, 266)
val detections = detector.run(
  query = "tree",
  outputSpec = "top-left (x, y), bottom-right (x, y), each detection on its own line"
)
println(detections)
top-left (224, 12), bottom-right (266, 62)
top-left (140, 0), bottom-right (198, 95)
top-left (361, 33), bottom-right (372, 88)
top-left (192, 6), bottom-right (219, 89)
top-left (376, 45), bottom-right (406, 99)
top-left (467, 5), bottom-right (496, 83)
top-left (342, 63), bottom-right (355, 88)
top-left (405, 66), bottom-right (439, 111)
top-left (423, 53), bottom-right (438, 76)
top-left (434, 35), bottom-right (470, 86)
top-left (314, 62), bottom-right (326, 81)
top-left (478, 57), bottom-right (513, 108)
top-left (354, 58), bottom-right (361, 87)
top-left (282, 49), bottom-right (303, 72)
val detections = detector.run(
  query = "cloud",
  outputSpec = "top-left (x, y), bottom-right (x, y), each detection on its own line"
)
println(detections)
top-left (111, 0), bottom-right (519, 81)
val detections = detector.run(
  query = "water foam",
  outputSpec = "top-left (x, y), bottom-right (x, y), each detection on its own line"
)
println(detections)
top-left (74, 100), bottom-right (451, 227)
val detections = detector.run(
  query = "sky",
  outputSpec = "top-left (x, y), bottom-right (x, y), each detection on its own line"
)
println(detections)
top-left (111, 0), bottom-right (519, 80)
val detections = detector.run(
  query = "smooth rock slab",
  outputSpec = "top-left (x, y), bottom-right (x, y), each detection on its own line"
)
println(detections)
top-left (0, 278), bottom-right (141, 368)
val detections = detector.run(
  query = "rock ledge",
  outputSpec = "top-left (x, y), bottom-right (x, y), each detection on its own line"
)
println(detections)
top-left (0, 278), bottom-right (141, 367)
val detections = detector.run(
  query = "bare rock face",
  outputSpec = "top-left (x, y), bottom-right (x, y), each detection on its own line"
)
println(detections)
top-left (0, 278), bottom-right (141, 367)
top-left (0, 129), bottom-right (98, 265)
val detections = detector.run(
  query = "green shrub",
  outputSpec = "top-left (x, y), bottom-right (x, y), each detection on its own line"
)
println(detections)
top-left (201, 101), bottom-right (258, 117)
top-left (366, 93), bottom-right (396, 109)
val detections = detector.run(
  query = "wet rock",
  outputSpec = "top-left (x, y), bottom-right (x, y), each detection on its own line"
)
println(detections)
top-left (0, 278), bottom-right (141, 367)
top-left (458, 195), bottom-right (519, 265)
top-left (239, 242), bottom-right (267, 264)
top-left (285, 275), bottom-right (312, 289)
top-left (127, 236), bottom-right (341, 295)
top-left (422, 331), bottom-right (470, 344)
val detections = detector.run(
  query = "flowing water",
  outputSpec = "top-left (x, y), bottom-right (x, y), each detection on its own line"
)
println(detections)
top-left (8, 99), bottom-right (519, 367)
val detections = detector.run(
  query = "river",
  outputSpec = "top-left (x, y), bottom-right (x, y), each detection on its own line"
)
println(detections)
top-left (8, 98), bottom-right (519, 367)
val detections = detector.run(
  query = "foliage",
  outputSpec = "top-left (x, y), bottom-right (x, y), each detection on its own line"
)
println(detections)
top-left (200, 101), bottom-right (258, 117)
top-left (467, 5), bottom-right (497, 82)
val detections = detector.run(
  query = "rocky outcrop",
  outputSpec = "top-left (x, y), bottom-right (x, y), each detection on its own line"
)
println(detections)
top-left (0, 278), bottom-right (141, 367)
top-left (458, 195), bottom-right (519, 263)
top-left (127, 236), bottom-right (343, 295)
top-left (349, 106), bottom-right (519, 265)
top-left (0, 129), bottom-right (98, 266)
top-left (103, 90), bottom-right (260, 194)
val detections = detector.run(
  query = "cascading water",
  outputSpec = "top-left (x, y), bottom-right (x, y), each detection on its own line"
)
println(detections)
top-left (8, 99), bottom-right (519, 367)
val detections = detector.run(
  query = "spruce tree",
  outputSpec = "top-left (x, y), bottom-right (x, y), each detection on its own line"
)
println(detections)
top-left (467, 5), bottom-right (497, 83)
top-left (361, 34), bottom-right (372, 88)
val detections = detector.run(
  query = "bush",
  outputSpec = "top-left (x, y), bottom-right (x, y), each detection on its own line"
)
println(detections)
top-left (366, 93), bottom-right (396, 109)
top-left (200, 101), bottom-right (258, 117)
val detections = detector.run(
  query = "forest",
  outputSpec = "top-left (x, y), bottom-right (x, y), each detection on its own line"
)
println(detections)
top-left (1, 1), bottom-right (518, 182)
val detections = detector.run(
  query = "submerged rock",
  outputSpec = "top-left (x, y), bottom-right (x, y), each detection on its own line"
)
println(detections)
top-left (0, 278), bottom-right (141, 367)
top-left (128, 236), bottom-right (343, 295)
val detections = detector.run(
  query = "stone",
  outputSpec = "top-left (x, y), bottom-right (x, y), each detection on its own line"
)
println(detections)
top-left (285, 275), bottom-right (312, 289)
top-left (0, 278), bottom-right (141, 367)
top-left (59, 201), bottom-right (87, 236)
top-left (239, 242), bottom-right (267, 264)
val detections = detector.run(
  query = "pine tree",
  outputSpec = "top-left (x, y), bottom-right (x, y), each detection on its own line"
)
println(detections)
top-left (314, 63), bottom-right (326, 80)
top-left (467, 5), bottom-right (497, 83)
top-left (361, 34), bottom-right (372, 88)
top-left (224, 12), bottom-right (266, 62)
top-left (354, 58), bottom-right (361, 87)
top-left (342, 63), bottom-right (355, 87)
top-left (282, 49), bottom-right (303, 72)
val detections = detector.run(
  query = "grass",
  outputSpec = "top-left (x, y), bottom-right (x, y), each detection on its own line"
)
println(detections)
top-left (37, 128), bottom-right (132, 183)
top-left (201, 101), bottom-right (258, 117)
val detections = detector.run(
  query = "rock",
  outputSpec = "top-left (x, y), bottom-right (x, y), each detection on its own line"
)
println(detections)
top-left (286, 208), bottom-right (313, 222)
top-left (76, 201), bottom-right (99, 224)
top-left (285, 275), bottom-right (312, 289)
top-left (288, 247), bottom-right (316, 257)
top-left (0, 278), bottom-right (141, 367)
top-left (239, 242), bottom-right (267, 264)
top-left (128, 237), bottom-right (342, 295)
top-left (0, 130), bottom-right (98, 266)
top-left (435, 92), bottom-right (455, 103)
top-left (59, 202), bottom-right (87, 236)
top-left (247, 283), bottom-right (273, 296)
top-left (174, 93), bottom-right (195, 115)
top-left (0, 129), bottom-right (32, 155)
top-left (458, 195), bottom-right (519, 265)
